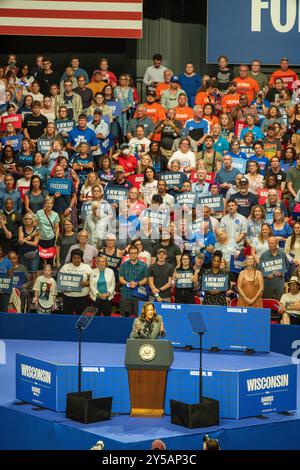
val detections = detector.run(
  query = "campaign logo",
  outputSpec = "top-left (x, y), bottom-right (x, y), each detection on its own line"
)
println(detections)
top-left (246, 373), bottom-right (289, 392)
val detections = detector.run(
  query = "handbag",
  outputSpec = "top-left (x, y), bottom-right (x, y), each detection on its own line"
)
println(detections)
top-left (38, 246), bottom-right (57, 259)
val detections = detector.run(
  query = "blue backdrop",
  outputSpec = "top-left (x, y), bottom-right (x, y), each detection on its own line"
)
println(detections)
top-left (207, 0), bottom-right (300, 64)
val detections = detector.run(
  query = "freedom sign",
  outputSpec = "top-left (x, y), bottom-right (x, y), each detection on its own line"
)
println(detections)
top-left (47, 178), bottom-right (72, 196)
top-left (207, 0), bottom-right (300, 65)
top-left (57, 273), bottom-right (83, 292)
top-left (202, 274), bottom-right (228, 292)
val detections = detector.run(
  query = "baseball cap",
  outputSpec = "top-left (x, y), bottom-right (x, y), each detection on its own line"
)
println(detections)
top-left (146, 89), bottom-right (156, 97)
top-left (114, 165), bottom-right (125, 173)
top-left (93, 70), bottom-right (102, 75)
top-left (24, 165), bottom-right (33, 171)
top-left (119, 143), bottom-right (129, 150)
top-left (170, 75), bottom-right (179, 83)
top-left (93, 108), bottom-right (103, 115)
top-left (157, 248), bottom-right (167, 254)
top-left (240, 177), bottom-right (248, 184)
top-left (229, 81), bottom-right (237, 87)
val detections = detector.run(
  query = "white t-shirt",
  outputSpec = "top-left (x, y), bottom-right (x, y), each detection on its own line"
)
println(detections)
top-left (280, 292), bottom-right (300, 317)
top-left (129, 137), bottom-right (151, 155)
top-left (252, 238), bottom-right (269, 260)
top-left (59, 262), bottom-right (92, 297)
top-left (140, 180), bottom-right (158, 206)
top-left (33, 275), bottom-right (57, 309)
top-left (168, 150), bottom-right (196, 172)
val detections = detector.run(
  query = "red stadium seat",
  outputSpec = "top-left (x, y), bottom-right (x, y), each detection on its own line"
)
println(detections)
top-left (230, 298), bottom-right (281, 323)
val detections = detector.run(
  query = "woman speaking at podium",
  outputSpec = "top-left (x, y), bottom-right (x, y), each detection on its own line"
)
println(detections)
top-left (130, 302), bottom-right (165, 339)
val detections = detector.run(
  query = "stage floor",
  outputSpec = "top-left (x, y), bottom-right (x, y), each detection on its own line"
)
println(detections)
top-left (1, 340), bottom-right (300, 450)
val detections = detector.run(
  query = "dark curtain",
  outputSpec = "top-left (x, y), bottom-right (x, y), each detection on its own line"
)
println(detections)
top-left (144, 0), bottom-right (207, 24)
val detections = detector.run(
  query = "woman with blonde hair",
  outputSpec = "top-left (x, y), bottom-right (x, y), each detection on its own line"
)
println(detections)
top-left (138, 154), bottom-right (153, 174)
top-left (90, 255), bottom-right (115, 316)
top-left (79, 171), bottom-right (101, 203)
top-left (247, 205), bottom-right (266, 243)
top-left (130, 302), bottom-right (165, 339)
top-left (237, 255), bottom-right (264, 308)
top-left (271, 207), bottom-right (292, 248)
top-left (251, 223), bottom-right (274, 264)
top-left (285, 222), bottom-right (300, 267)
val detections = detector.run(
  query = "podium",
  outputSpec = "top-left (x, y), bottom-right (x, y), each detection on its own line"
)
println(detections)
top-left (125, 339), bottom-right (174, 418)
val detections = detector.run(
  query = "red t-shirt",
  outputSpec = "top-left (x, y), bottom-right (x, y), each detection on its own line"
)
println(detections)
top-left (117, 155), bottom-right (138, 174)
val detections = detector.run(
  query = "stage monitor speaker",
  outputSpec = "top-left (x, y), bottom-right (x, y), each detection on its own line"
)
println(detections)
top-left (170, 398), bottom-right (219, 428)
top-left (66, 391), bottom-right (112, 424)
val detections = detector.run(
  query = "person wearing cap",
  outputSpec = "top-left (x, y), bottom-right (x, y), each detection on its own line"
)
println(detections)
top-left (140, 90), bottom-right (166, 141)
top-left (262, 126), bottom-right (282, 160)
top-left (143, 53), bottom-right (167, 88)
top-left (113, 73), bottom-right (134, 136)
top-left (112, 143), bottom-right (138, 177)
top-left (231, 177), bottom-right (258, 218)
top-left (148, 248), bottom-right (174, 302)
top-left (221, 81), bottom-right (241, 113)
top-left (178, 62), bottom-right (201, 107)
top-left (160, 76), bottom-right (184, 110)
top-left (104, 166), bottom-right (133, 212)
top-left (126, 105), bottom-right (155, 141)
top-left (86, 70), bottom-right (107, 96)
top-left (15, 165), bottom-right (34, 194)
top-left (269, 58), bottom-right (298, 92)
top-left (155, 69), bottom-right (175, 101)
top-left (280, 277), bottom-right (300, 325)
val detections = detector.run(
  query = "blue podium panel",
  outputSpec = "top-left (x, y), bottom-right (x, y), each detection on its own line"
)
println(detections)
top-left (139, 303), bottom-right (271, 352)
top-left (15, 344), bottom-right (297, 419)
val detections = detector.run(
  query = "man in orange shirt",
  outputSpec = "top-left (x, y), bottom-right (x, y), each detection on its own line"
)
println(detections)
top-left (174, 93), bottom-right (194, 126)
top-left (233, 65), bottom-right (259, 104)
top-left (142, 90), bottom-right (166, 141)
top-left (86, 71), bottom-right (107, 96)
top-left (269, 58), bottom-right (298, 91)
top-left (156, 69), bottom-right (174, 101)
top-left (221, 81), bottom-right (241, 113)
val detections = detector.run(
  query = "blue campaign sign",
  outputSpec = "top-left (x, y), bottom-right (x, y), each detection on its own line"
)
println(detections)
top-left (55, 120), bottom-right (75, 134)
top-left (175, 192), bottom-right (198, 207)
top-left (2, 134), bottom-right (23, 151)
top-left (260, 255), bottom-right (285, 276)
top-left (232, 157), bottom-right (247, 174)
top-left (16, 354), bottom-right (57, 410)
top-left (239, 365), bottom-right (297, 417)
top-left (56, 272), bottom-right (83, 292)
top-left (0, 274), bottom-right (12, 293)
top-left (12, 272), bottom-right (26, 289)
top-left (37, 139), bottom-right (52, 154)
top-left (106, 100), bottom-right (122, 118)
top-left (198, 195), bottom-right (224, 212)
top-left (202, 274), bottom-right (228, 291)
top-left (138, 302), bottom-right (271, 352)
top-left (230, 253), bottom-right (246, 273)
top-left (207, 0), bottom-right (300, 65)
top-left (47, 178), bottom-right (72, 196)
top-left (104, 186), bottom-right (128, 204)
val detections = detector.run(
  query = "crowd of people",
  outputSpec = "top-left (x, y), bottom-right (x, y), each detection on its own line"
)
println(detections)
top-left (1, 52), bottom-right (300, 324)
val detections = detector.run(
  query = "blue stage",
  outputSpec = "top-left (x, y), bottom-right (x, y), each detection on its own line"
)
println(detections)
top-left (1, 339), bottom-right (300, 450)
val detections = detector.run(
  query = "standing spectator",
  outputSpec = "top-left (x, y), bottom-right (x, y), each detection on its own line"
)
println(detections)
top-left (143, 53), bottom-right (167, 88)
top-left (231, 177), bottom-right (258, 218)
top-left (59, 249), bottom-right (92, 315)
top-left (220, 199), bottom-right (247, 249)
top-left (285, 222), bottom-right (300, 268)
top-left (90, 255), bottom-right (115, 316)
top-left (126, 105), bottom-right (155, 140)
top-left (56, 219), bottom-right (77, 267)
top-left (215, 230), bottom-right (239, 264)
top-left (33, 264), bottom-right (57, 314)
top-left (160, 76), bottom-right (183, 110)
top-left (148, 248), bottom-right (174, 302)
top-left (168, 138), bottom-right (196, 174)
top-left (214, 155), bottom-right (240, 197)
top-left (119, 245), bottom-right (148, 317)
top-left (184, 105), bottom-right (210, 149)
top-left (212, 55), bottom-right (233, 92)
top-left (24, 175), bottom-right (47, 214)
top-left (0, 198), bottom-right (22, 253)
top-left (271, 208), bottom-right (292, 248)
top-left (54, 79), bottom-right (83, 122)
top-left (237, 255), bottom-right (264, 308)
top-left (174, 93), bottom-right (194, 126)
top-left (287, 154), bottom-right (300, 212)
top-left (221, 81), bottom-right (241, 113)
top-left (74, 75), bottom-right (93, 111)
top-left (252, 223), bottom-right (274, 264)
top-left (154, 108), bottom-right (182, 158)
top-left (247, 205), bottom-right (266, 243)
top-left (259, 237), bottom-right (289, 300)
top-left (23, 101), bottom-right (48, 144)
top-left (18, 213), bottom-right (40, 272)
top-left (7, 251), bottom-right (30, 313)
top-left (51, 164), bottom-right (77, 226)
top-left (151, 234), bottom-right (182, 269)
top-left (140, 167), bottom-right (158, 206)
top-left (178, 63), bottom-right (201, 107)
top-left (245, 160), bottom-right (264, 194)
top-left (233, 64), bottom-right (260, 104)
top-left (0, 244), bottom-right (13, 312)
top-left (65, 230), bottom-right (98, 266)
top-left (114, 74), bottom-right (134, 136)
top-left (201, 250), bottom-right (228, 306)
top-left (97, 58), bottom-right (117, 87)
top-left (249, 60), bottom-right (269, 92)
top-left (174, 253), bottom-right (198, 304)
top-left (36, 57), bottom-right (60, 96)
top-left (269, 58), bottom-right (298, 92)
top-left (198, 135), bottom-right (223, 173)
top-left (36, 196), bottom-right (59, 256)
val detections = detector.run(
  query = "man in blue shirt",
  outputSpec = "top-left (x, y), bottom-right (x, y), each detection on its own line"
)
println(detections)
top-left (119, 245), bottom-right (148, 317)
top-left (0, 175), bottom-right (22, 213)
top-left (240, 115), bottom-right (264, 141)
top-left (191, 168), bottom-right (210, 198)
top-left (184, 105), bottom-right (209, 149)
top-left (214, 155), bottom-right (240, 197)
top-left (67, 114), bottom-right (98, 154)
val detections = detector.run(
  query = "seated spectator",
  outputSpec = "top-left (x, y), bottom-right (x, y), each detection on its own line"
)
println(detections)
top-left (7, 251), bottom-right (30, 313)
top-left (280, 277), bottom-right (300, 325)
top-left (33, 264), bottom-right (57, 314)
top-left (271, 208), bottom-right (292, 248)
top-left (90, 255), bottom-right (115, 316)
top-left (285, 222), bottom-right (300, 268)
top-left (259, 237), bottom-right (289, 300)
top-left (119, 245), bottom-right (148, 317)
top-left (65, 230), bottom-right (98, 266)
top-left (173, 252), bottom-right (198, 304)
top-left (18, 212), bottom-right (40, 272)
top-left (237, 255), bottom-right (264, 308)
top-left (56, 219), bottom-right (77, 268)
top-left (59, 248), bottom-right (92, 315)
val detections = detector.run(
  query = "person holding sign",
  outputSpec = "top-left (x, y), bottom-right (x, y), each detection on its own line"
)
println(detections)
top-left (59, 248), bottom-right (92, 315)
top-left (7, 251), bottom-right (30, 313)
top-left (89, 255), bottom-right (115, 316)
top-left (33, 264), bottom-right (57, 314)
top-left (259, 237), bottom-right (289, 301)
top-left (0, 244), bottom-right (13, 312)
top-left (130, 302), bottom-right (165, 340)
top-left (201, 251), bottom-right (228, 306)
top-left (173, 253), bottom-right (198, 304)
top-left (237, 255), bottom-right (264, 308)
